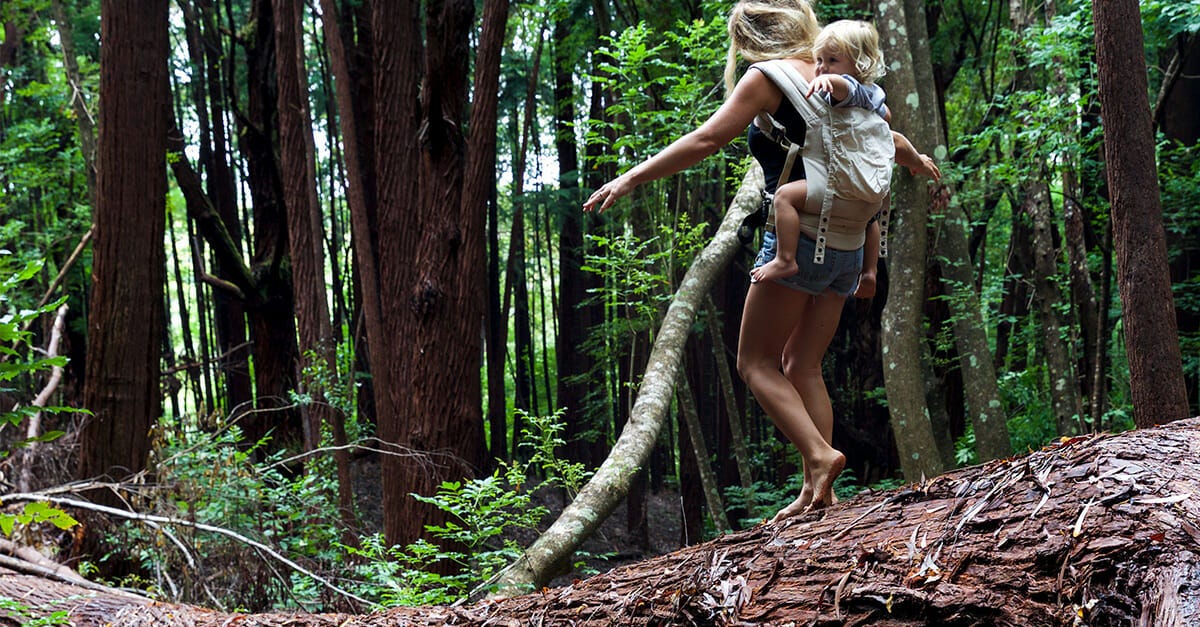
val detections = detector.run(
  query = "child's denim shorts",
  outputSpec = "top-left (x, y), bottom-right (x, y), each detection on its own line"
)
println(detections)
top-left (753, 231), bottom-right (863, 296)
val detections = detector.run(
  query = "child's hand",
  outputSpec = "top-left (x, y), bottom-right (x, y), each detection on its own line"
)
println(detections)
top-left (907, 154), bottom-right (941, 181)
top-left (806, 75), bottom-right (838, 98)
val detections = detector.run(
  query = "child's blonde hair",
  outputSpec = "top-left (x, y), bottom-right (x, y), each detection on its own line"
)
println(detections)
top-left (814, 20), bottom-right (886, 84)
top-left (724, 0), bottom-right (821, 96)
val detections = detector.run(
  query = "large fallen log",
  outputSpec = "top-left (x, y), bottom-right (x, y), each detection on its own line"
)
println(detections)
top-left (5, 418), bottom-right (1199, 625)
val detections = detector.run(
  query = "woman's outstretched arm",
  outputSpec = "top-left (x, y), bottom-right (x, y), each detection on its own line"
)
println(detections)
top-left (583, 69), bottom-right (781, 213)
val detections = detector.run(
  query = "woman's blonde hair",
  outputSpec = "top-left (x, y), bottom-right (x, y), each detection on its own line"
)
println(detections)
top-left (724, 0), bottom-right (821, 95)
top-left (814, 20), bottom-right (886, 84)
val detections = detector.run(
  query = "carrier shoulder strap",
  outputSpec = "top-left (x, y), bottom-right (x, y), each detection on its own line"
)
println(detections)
top-left (750, 60), bottom-right (837, 263)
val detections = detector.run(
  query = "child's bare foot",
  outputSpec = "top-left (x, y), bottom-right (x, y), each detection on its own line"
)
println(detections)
top-left (854, 272), bottom-right (877, 298)
top-left (750, 258), bottom-right (799, 283)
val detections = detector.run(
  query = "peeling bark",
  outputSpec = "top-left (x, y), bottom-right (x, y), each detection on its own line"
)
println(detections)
top-left (14, 418), bottom-right (1200, 625)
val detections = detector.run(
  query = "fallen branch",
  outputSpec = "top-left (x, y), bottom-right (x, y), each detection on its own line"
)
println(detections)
top-left (0, 491), bottom-right (375, 610)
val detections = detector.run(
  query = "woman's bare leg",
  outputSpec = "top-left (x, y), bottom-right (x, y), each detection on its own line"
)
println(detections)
top-left (736, 281), bottom-right (845, 523)
top-left (779, 290), bottom-right (848, 515)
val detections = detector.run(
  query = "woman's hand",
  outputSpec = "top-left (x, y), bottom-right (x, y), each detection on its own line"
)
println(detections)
top-left (583, 174), bottom-right (635, 213)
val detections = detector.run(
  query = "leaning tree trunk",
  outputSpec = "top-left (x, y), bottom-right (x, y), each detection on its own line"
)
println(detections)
top-left (491, 164), bottom-right (763, 594)
top-left (934, 194), bottom-right (1011, 461)
top-left (15, 418), bottom-right (1200, 625)
top-left (1093, 0), bottom-right (1190, 428)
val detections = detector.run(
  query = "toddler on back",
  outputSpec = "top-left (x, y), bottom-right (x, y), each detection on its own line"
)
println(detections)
top-left (750, 19), bottom-right (890, 288)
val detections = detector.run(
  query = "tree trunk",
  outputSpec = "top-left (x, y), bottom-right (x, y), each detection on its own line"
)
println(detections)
top-left (1024, 180), bottom-right (1086, 436)
top-left (21, 418), bottom-right (1200, 625)
top-left (934, 195), bottom-right (1011, 461)
top-left (554, 3), bottom-right (601, 469)
top-left (198, 0), bottom-right (253, 422)
top-left (491, 164), bottom-right (763, 594)
top-left (373, 0), bottom-right (486, 550)
top-left (677, 368), bottom-right (730, 534)
top-left (50, 0), bottom-right (97, 202)
top-left (1093, 0), bottom-right (1191, 428)
top-left (238, 0), bottom-right (304, 451)
top-left (78, 0), bottom-right (168, 499)
top-left (465, 0), bottom-right (509, 465)
top-left (876, 0), bottom-right (944, 481)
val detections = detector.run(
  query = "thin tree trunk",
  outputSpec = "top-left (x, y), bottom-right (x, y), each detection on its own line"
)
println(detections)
top-left (934, 196), bottom-right (1010, 461)
top-left (1062, 167), bottom-right (1100, 424)
top-left (677, 367), bottom-right (730, 534)
top-left (465, 0), bottom-right (509, 465)
top-left (273, 0), bottom-right (354, 531)
top-left (1093, 0), bottom-right (1190, 427)
top-left (493, 165), bottom-right (763, 594)
top-left (1024, 181), bottom-right (1085, 436)
top-left (238, 0), bottom-right (303, 451)
top-left (706, 297), bottom-right (754, 506)
top-left (49, 0), bottom-right (96, 201)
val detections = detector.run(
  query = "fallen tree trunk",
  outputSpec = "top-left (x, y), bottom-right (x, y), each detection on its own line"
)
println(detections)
top-left (7, 418), bottom-right (1200, 625)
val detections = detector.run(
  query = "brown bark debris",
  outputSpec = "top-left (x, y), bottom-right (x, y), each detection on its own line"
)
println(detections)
top-left (5, 418), bottom-right (1200, 625)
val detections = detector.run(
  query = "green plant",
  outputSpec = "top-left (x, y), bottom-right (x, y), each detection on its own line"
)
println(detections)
top-left (0, 254), bottom-right (80, 536)
top-left (345, 409), bottom-right (596, 606)
top-left (0, 597), bottom-right (70, 626)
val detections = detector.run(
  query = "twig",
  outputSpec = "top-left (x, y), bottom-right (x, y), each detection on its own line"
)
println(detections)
top-left (32, 226), bottom-right (93, 313)
top-left (17, 303), bottom-right (69, 493)
top-left (0, 552), bottom-right (148, 599)
top-left (1, 492), bottom-right (376, 609)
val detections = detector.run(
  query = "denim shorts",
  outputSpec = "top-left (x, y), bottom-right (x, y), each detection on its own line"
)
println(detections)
top-left (753, 231), bottom-right (863, 296)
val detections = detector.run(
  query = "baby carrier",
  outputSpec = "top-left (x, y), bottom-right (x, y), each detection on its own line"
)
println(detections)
top-left (751, 59), bottom-right (895, 263)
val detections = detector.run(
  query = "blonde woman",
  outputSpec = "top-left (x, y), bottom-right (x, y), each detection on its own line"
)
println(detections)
top-left (584, 0), bottom-right (939, 520)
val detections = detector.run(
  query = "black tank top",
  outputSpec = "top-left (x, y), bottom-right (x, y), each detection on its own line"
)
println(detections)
top-left (747, 84), bottom-right (808, 194)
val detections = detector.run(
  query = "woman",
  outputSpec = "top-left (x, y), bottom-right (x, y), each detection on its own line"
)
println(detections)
top-left (583, 0), bottom-right (939, 521)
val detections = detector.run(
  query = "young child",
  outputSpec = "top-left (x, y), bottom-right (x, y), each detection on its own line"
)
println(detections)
top-left (750, 19), bottom-right (889, 292)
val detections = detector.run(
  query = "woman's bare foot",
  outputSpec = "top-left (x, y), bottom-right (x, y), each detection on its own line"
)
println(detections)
top-left (750, 257), bottom-right (798, 283)
top-left (805, 450), bottom-right (846, 510)
top-left (854, 271), bottom-right (877, 298)
top-left (769, 488), bottom-right (811, 524)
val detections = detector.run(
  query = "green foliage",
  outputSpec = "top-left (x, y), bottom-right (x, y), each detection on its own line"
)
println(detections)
top-left (0, 596), bottom-right (70, 627)
top-left (117, 420), bottom-right (345, 610)
top-left (346, 409), bottom-right (595, 606)
top-left (0, 254), bottom-right (80, 537)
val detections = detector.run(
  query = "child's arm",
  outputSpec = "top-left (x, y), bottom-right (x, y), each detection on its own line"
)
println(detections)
top-left (892, 131), bottom-right (941, 180)
top-left (806, 74), bottom-right (851, 103)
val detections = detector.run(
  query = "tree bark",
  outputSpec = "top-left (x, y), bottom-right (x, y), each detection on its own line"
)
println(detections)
top-left (237, 0), bottom-right (304, 451)
top-left (373, 0), bottom-right (486, 550)
top-left (876, 0), bottom-right (944, 481)
top-left (934, 195), bottom-right (1011, 461)
top-left (1093, 0), bottom-right (1191, 427)
top-left (491, 164), bottom-right (763, 594)
top-left (1024, 181), bottom-right (1086, 436)
top-left (20, 418), bottom-right (1200, 625)
top-left (78, 0), bottom-right (168, 500)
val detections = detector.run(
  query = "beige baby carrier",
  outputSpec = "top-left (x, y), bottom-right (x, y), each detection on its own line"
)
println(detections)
top-left (752, 59), bottom-right (895, 263)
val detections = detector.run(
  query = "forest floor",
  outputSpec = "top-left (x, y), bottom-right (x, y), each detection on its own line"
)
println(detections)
top-left (351, 454), bottom-right (684, 587)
